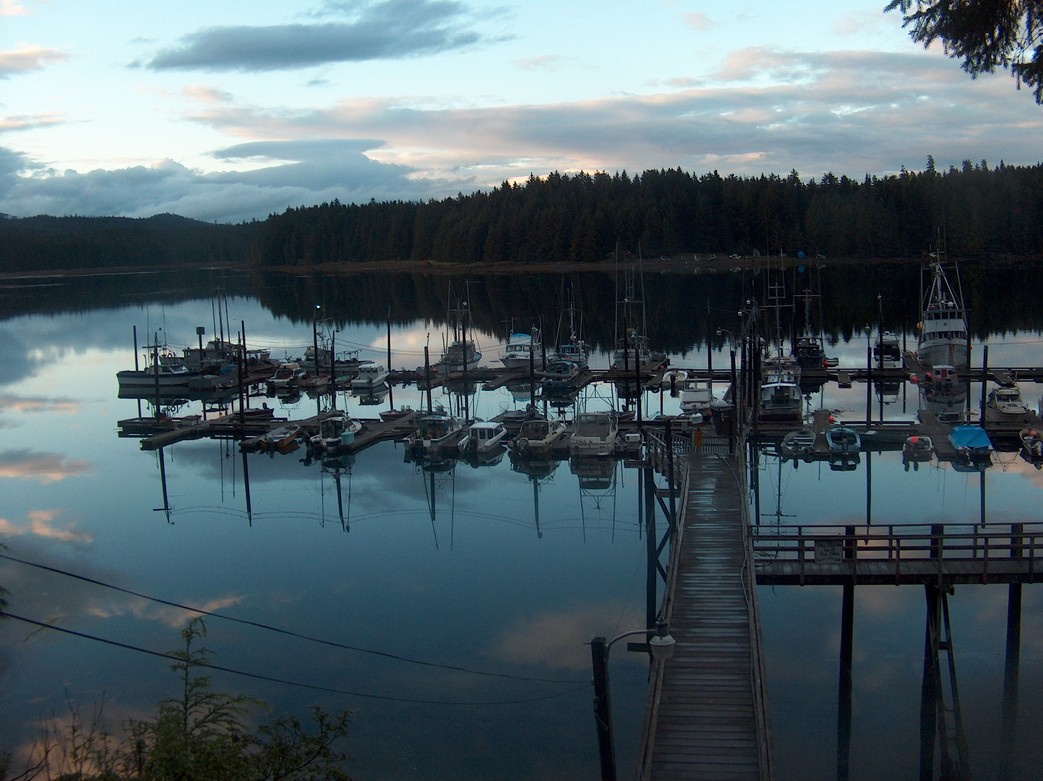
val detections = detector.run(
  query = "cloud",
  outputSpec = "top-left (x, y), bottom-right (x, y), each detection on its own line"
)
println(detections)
top-left (89, 594), bottom-right (246, 628)
top-left (491, 601), bottom-right (646, 672)
top-left (0, 394), bottom-right (80, 415)
top-left (0, 509), bottom-right (93, 544)
top-left (0, 47), bottom-right (1039, 223)
top-left (0, 449), bottom-right (91, 483)
top-left (144, 0), bottom-right (491, 72)
top-left (0, 45), bottom-right (68, 78)
top-left (0, 0), bottom-right (28, 15)
top-left (684, 12), bottom-right (715, 31)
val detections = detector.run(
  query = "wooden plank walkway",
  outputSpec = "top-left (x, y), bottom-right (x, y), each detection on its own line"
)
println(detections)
top-left (640, 437), bottom-right (773, 781)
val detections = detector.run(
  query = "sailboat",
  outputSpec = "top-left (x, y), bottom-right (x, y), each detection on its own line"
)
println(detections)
top-left (438, 282), bottom-right (482, 372)
top-left (611, 247), bottom-right (653, 371)
top-left (555, 279), bottom-right (590, 370)
top-left (791, 290), bottom-right (827, 370)
top-left (917, 251), bottom-right (969, 369)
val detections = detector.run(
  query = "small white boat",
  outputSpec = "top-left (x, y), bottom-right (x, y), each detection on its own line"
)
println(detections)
top-left (350, 363), bottom-right (389, 391)
top-left (569, 412), bottom-right (618, 457)
top-left (511, 416), bottom-right (567, 457)
top-left (461, 421), bottom-right (508, 454)
top-left (540, 360), bottom-right (580, 394)
top-left (680, 377), bottom-right (717, 415)
top-left (408, 411), bottom-right (466, 456)
top-left (264, 424), bottom-right (301, 451)
top-left (780, 429), bottom-right (817, 460)
top-left (902, 435), bottom-right (934, 465)
top-left (267, 362), bottom-right (307, 392)
top-left (759, 368), bottom-right (802, 422)
top-left (1019, 428), bottom-right (1043, 465)
top-left (502, 329), bottom-right (554, 370)
top-left (309, 412), bottom-right (362, 453)
top-left (117, 350), bottom-right (198, 389)
top-left (985, 384), bottom-right (1031, 421)
top-left (873, 331), bottom-right (903, 369)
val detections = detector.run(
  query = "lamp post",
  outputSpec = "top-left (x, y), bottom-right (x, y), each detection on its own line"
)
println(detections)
top-left (590, 620), bottom-right (675, 781)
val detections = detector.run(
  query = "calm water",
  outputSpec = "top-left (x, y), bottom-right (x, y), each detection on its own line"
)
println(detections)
top-left (1, 267), bottom-right (1041, 780)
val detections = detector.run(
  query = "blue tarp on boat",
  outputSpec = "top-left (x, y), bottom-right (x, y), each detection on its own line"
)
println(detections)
top-left (949, 425), bottom-right (993, 454)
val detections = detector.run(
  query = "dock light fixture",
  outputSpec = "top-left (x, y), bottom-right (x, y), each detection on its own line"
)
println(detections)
top-left (590, 620), bottom-right (675, 781)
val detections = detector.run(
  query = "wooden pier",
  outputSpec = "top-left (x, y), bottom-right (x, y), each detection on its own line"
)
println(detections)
top-left (638, 435), bottom-right (773, 781)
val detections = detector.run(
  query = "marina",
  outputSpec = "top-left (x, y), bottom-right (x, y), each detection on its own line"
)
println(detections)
top-left (3, 264), bottom-right (1043, 781)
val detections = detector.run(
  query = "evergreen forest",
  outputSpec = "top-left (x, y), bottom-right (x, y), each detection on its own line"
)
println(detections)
top-left (1, 161), bottom-right (1041, 273)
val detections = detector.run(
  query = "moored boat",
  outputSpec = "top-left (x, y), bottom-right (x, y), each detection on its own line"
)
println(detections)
top-left (266, 362), bottom-right (307, 393)
top-left (568, 412), bottom-right (618, 457)
top-left (985, 384), bottom-right (1032, 422)
top-left (780, 428), bottom-right (817, 460)
top-left (759, 365), bottom-right (803, 422)
top-left (309, 411), bottom-right (362, 454)
top-left (917, 256), bottom-right (969, 369)
top-left (511, 416), bottom-right (567, 457)
top-left (350, 363), bottom-right (389, 392)
top-left (826, 426), bottom-right (861, 456)
top-left (948, 424), bottom-right (993, 463)
top-left (540, 360), bottom-right (580, 395)
top-left (461, 421), bottom-right (508, 454)
top-left (680, 377), bottom-right (717, 416)
top-left (874, 330), bottom-right (903, 369)
top-left (117, 349), bottom-right (199, 390)
top-left (264, 424), bottom-right (301, 452)
top-left (408, 410), bottom-right (466, 457)
top-left (1019, 428), bottom-right (1043, 465)
top-left (902, 435), bottom-right (934, 470)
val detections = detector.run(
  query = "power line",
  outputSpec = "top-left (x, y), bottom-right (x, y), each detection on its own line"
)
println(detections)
top-left (0, 552), bottom-right (585, 685)
top-left (0, 611), bottom-right (588, 707)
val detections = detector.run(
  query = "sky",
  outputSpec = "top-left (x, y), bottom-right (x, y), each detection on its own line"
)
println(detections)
top-left (1, 0), bottom-right (1041, 224)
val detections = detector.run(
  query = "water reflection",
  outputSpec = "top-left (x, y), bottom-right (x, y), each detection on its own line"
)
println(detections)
top-left (1, 270), bottom-right (1042, 781)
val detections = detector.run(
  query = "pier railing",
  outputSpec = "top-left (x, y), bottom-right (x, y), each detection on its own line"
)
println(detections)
top-left (752, 522), bottom-right (1042, 585)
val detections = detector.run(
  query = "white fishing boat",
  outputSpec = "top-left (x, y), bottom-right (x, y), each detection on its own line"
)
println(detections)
top-left (680, 377), bottom-right (717, 416)
top-left (759, 366), bottom-right (803, 422)
top-left (555, 282), bottom-right (590, 369)
top-left (984, 384), bottom-right (1031, 422)
top-left (791, 291), bottom-right (827, 370)
top-left (117, 349), bottom-right (198, 390)
top-left (309, 412), bottom-right (362, 454)
top-left (511, 416), bottom-right (567, 457)
top-left (408, 410), bottom-right (466, 457)
top-left (917, 255), bottom-right (969, 369)
top-left (501, 327), bottom-right (554, 370)
top-left (461, 421), bottom-right (508, 454)
top-left (350, 363), bottom-right (389, 391)
top-left (873, 330), bottom-right (903, 369)
top-left (540, 360), bottom-right (580, 395)
top-left (438, 282), bottom-right (482, 372)
top-left (266, 362), bottom-right (307, 392)
top-left (568, 412), bottom-right (618, 457)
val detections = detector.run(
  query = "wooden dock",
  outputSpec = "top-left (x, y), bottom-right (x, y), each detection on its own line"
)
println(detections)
top-left (638, 436), bottom-right (772, 781)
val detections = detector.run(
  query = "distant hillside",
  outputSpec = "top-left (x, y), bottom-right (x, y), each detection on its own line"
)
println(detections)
top-left (0, 213), bottom-right (257, 273)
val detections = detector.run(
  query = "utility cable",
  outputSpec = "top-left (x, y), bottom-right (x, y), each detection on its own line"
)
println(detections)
top-left (0, 552), bottom-right (586, 685)
top-left (0, 611), bottom-right (589, 706)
